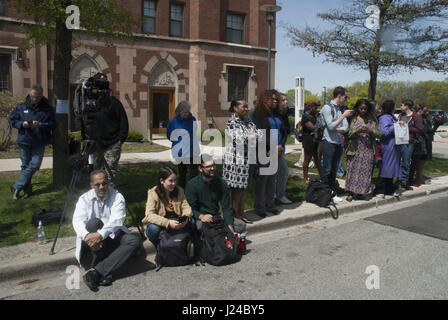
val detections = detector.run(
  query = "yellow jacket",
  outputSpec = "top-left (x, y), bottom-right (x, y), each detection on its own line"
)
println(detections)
top-left (142, 186), bottom-right (192, 228)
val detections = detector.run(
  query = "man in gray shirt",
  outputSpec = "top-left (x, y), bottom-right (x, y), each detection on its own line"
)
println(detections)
top-left (320, 87), bottom-right (353, 196)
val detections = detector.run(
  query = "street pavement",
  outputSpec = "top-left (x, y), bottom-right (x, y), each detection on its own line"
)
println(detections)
top-left (2, 191), bottom-right (448, 300)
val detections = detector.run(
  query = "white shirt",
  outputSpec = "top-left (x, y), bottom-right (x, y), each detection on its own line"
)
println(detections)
top-left (72, 188), bottom-right (129, 263)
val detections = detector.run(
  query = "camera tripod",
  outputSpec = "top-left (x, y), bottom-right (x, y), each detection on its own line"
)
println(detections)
top-left (49, 140), bottom-right (145, 256)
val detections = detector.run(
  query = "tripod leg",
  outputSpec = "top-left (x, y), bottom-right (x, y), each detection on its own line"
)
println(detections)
top-left (49, 170), bottom-right (82, 255)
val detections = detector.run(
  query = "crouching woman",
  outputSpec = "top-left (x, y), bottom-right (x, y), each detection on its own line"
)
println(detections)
top-left (142, 167), bottom-right (194, 248)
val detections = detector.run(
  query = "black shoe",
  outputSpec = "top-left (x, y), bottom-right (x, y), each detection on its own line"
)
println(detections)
top-left (99, 274), bottom-right (113, 287)
top-left (268, 208), bottom-right (281, 215)
top-left (254, 211), bottom-right (267, 219)
top-left (83, 268), bottom-right (100, 292)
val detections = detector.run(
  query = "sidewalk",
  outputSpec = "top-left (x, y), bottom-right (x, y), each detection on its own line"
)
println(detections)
top-left (0, 140), bottom-right (302, 172)
top-left (1, 175), bottom-right (448, 283)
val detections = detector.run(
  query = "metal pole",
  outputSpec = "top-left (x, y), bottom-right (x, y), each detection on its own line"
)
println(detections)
top-left (267, 19), bottom-right (272, 89)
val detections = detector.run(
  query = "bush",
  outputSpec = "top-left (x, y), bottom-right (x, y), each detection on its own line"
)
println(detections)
top-left (126, 130), bottom-right (144, 142)
top-left (0, 91), bottom-right (26, 151)
top-left (68, 130), bottom-right (82, 142)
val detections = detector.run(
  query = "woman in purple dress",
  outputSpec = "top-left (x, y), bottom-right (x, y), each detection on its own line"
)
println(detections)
top-left (376, 100), bottom-right (402, 196)
top-left (345, 99), bottom-right (380, 201)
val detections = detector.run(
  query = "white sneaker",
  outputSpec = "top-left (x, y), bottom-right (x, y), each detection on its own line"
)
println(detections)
top-left (376, 194), bottom-right (385, 199)
top-left (278, 196), bottom-right (293, 204)
top-left (332, 196), bottom-right (343, 203)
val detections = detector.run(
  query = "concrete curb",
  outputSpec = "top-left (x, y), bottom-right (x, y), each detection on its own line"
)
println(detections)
top-left (0, 182), bottom-right (447, 283)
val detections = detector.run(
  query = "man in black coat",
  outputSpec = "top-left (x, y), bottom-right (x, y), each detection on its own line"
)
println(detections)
top-left (81, 74), bottom-right (129, 184)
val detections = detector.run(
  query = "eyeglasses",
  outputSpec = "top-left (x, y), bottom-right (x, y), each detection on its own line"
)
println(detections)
top-left (202, 164), bottom-right (216, 169)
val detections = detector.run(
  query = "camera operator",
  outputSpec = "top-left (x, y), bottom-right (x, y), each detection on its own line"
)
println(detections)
top-left (80, 73), bottom-right (129, 185)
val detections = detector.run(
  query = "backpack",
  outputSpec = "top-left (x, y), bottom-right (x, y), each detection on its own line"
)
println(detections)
top-left (305, 181), bottom-right (339, 219)
top-left (31, 208), bottom-right (64, 227)
top-left (313, 106), bottom-right (336, 143)
top-left (156, 226), bottom-right (195, 268)
top-left (200, 216), bottom-right (240, 266)
top-left (294, 120), bottom-right (303, 142)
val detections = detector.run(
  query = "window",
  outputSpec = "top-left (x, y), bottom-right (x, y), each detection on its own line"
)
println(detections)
top-left (0, 0), bottom-right (4, 14)
top-left (170, 4), bottom-right (183, 37)
top-left (143, 0), bottom-right (156, 34)
top-left (227, 66), bottom-right (250, 101)
top-left (0, 54), bottom-right (11, 92)
top-left (226, 14), bottom-right (244, 44)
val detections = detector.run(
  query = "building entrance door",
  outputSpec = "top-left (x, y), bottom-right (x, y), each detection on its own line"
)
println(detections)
top-left (150, 88), bottom-right (175, 137)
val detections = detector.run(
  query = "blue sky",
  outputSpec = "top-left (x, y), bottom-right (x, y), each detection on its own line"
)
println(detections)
top-left (274, 0), bottom-right (447, 96)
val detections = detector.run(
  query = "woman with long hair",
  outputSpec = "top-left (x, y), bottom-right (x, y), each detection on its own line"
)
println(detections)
top-left (345, 99), bottom-right (380, 201)
top-left (250, 89), bottom-right (281, 218)
top-left (301, 101), bottom-right (323, 184)
top-left (142, 167), bottom-right (193, 248)
top-left (223, 100), bottom-right (262, 223)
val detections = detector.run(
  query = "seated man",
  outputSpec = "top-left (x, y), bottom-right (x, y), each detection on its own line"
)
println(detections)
top-left (72, 170), bottom-right (140, 292)
top-left (185, 154), bottom-right (245, 235)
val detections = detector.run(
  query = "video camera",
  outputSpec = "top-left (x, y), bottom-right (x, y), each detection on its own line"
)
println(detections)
top-left (74, 72), bottom-right (111, 118)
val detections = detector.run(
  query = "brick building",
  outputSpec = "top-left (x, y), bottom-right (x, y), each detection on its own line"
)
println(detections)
top-left (0, 0), bottom-right (277, 138)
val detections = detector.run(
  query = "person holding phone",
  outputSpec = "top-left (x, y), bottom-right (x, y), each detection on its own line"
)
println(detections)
top-left (142, 167), bottom-right (194, 248)
top-left (9, 85), bottom-right (55, 199)
top-left (345, 99), bottom-right (380, 201)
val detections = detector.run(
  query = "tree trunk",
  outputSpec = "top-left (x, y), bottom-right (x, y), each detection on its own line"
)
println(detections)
top-left (52, 20), bottom-right (72, 187)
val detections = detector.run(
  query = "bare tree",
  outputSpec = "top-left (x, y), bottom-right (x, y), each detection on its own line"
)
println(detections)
top-left (285, 0), bottom-right (448, 100)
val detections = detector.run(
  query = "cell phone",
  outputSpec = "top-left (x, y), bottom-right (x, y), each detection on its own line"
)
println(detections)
top-left (177, 216), bottom-right (188, 223)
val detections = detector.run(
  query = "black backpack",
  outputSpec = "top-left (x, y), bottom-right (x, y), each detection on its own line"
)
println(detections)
top-left (31, 208), bottom-right (64, 227)
top-left (156, 226), bottom-right (195, 269)
top-left (200, 216), bottom-right (240, 266)
top-left (305, 181), bottom-right (339, 219)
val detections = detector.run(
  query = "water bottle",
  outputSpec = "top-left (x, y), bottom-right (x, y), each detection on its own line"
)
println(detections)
top-left (37, 220), bottom-right (46, 245)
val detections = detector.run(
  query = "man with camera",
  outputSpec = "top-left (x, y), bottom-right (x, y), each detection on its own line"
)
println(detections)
top-left (72, 169), bottom-right (140, 292)
top-left (9, 85), bottom-right (55, 199)
top-left (80, 73), bottom-right (129, 185)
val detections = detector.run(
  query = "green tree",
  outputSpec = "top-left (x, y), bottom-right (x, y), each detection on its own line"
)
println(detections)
top-left (285, 0), bottom-right (448, 101)
top-left (8, 0), bottom-right (138, 187)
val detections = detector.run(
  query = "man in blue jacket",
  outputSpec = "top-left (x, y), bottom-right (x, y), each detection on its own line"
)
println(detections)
top-left (9, 86), bottom-right (55, 199)
top-left (167, 101), bottom-right (200, 188)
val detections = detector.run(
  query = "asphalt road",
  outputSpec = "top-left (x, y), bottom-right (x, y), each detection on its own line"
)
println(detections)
top-left (2, 192), bottom-right (448, 301)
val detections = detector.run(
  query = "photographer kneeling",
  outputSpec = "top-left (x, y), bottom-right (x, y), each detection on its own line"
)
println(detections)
top-left (72, 170), bottom-right (140, 292)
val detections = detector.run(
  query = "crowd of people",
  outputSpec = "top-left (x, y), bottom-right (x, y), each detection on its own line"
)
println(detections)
top-left (300, 87), bottom-right (444, 202)
top-left (8, 83), bottom-right (444, 292)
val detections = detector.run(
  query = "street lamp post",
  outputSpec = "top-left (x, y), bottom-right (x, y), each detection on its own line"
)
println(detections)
top-left (260, 4), bottom-right (282, 90)
top-left (323, 86), bottom-right (327, 105)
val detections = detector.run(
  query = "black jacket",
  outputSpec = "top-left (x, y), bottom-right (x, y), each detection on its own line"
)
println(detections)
top-left (277, 111), bottom-right (291, 147)
top-left (82, 95), bottom-right (129, 149)
top-left (250, 108), bottom-right (272, 154)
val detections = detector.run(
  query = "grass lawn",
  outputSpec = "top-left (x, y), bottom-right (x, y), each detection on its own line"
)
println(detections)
top-left (0, 162), bottom-right (306, 248)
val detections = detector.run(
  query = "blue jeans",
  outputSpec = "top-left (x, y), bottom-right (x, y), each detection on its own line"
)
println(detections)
top-left (145, 219), bottom-right (196, 248)
top-left (275, 149), bottom-right (289, 199)
top-left (321, 140), bottom-right (342, 190)
top-left (14, 144), bottom-right (45, 193)
top-left (400, 143), bottom-right (414, 182)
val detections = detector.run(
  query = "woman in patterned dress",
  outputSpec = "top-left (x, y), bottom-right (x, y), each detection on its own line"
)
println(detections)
top-left (223, 100), bottom-right (262, 223)
top-left (345, 99), bottom-right (380, 201)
